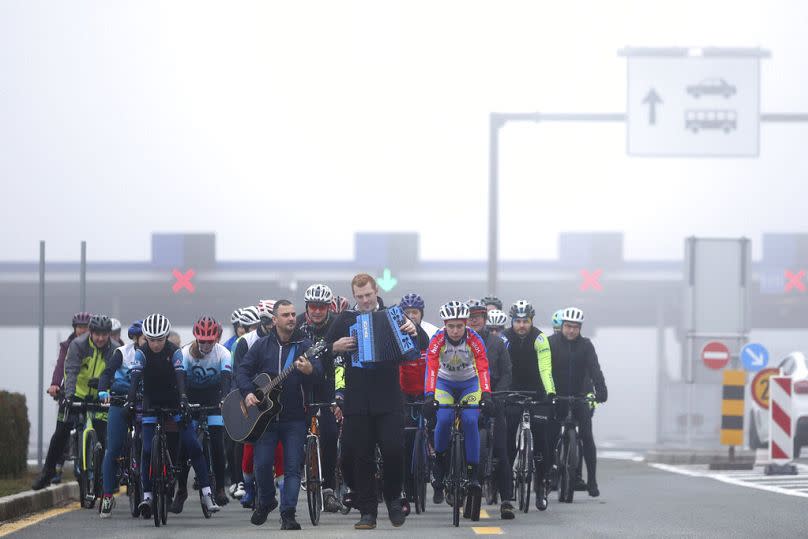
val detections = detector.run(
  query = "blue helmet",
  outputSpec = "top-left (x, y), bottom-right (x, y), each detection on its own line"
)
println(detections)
top-left (552, 310), bottom-right (564, 329)
top-left (128, 320), bottom-right (143, 339)
top-left (399, 293), bottom-right (425, 312)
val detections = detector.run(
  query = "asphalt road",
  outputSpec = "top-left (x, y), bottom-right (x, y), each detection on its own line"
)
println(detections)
top-left (5, 458), bottom-right (808, 538)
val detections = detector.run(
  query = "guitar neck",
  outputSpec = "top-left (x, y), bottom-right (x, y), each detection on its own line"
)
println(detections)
top-left (257, 364), bottom-right (297, 395)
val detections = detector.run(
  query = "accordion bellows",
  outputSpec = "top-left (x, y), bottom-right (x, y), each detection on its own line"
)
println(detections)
top-left (349, 306), bottom-right (419, 366)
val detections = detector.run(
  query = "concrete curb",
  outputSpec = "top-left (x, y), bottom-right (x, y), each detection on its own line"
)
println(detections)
top-left (645, 449), bottom-right (756, 465)
top-left (0, 482), bottom-right (79, 522)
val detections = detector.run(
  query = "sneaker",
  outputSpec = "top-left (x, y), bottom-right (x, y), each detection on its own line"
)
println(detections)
top-left (354, 513), bottom-right (377, 530)
top-left (386, 498), bottom-right (406, 527)
top-left (432, 486), bottom-right (444, 505)
top-left (138, 499), bottom-right (152, 519)
top-left (228, 483), bottom-right (238, 497)
top-left (588, 482), bottom-right (600, 498)
top-left (500, 501), bottom-right (515, 520)
top-left (215, 487), bottom-right (229, 506)
top-left (535, 482), bottom-right (548, 511)
top-left (169, 489), bottom-right (187, 514)
top-left (100, 495), bottom-right (115, 519)
top-left (233, 481), bottom-right (246, 499)
top-left (322, 488), bottom-right (340, 513)
top-left (281, 511), bottom-right (302, 530)
top-left (574, 477), bottom-right (588, 492)
top-left (201, 492), bottom-right (221, 513)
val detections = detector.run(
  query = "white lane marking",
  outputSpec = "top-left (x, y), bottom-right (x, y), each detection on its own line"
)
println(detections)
top-left (600, 450), bottom-right (644, 461)
top-left (650, 463), bottom-right (808, 498)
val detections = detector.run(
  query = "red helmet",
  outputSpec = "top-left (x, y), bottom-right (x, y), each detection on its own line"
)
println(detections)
top-left (330, 295), bottom-right (350, 314)
top-left (193, 315), bottom-right (220, 342)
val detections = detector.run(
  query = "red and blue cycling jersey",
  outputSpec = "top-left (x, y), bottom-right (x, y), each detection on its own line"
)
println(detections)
top-left (424, 328), bottom-right (491, 395)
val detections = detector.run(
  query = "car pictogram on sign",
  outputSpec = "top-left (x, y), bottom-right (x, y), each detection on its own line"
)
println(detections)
top-left (686, 77), bottom-right (737, 98)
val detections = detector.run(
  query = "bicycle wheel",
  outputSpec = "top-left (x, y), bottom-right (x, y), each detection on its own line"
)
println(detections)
top-left (479, 426), bottom-right (494, 506)
top-left (93, 442), bottom-right (104, 513)
top-left (83, 429), bottom-right (99, 509)
top-left (450, 436), bottom-right (464, 528)
top-left (160, 443), bottom-right (171, 525)
top-left (412, 430), bottom-right (427, 514)
top-left (305, 436), bottom-right (322, 526)
top-left (129, 431), bottom-right (142, 517)
top-left (374, 446), bottom-right (384, 503)
top-left (522, 431), bottom-right (533, 513)
top-left (151, 434), bottom-right (162, 527)
top-left (562, 428), bottom-right (578, 504)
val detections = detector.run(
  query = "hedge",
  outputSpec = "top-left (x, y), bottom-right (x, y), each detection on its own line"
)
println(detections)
top-left (0, 391), bottom-right (30, 478)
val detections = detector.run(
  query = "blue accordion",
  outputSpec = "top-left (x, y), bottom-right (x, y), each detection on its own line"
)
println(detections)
top-left (349, 306), bottom-right (419, 367)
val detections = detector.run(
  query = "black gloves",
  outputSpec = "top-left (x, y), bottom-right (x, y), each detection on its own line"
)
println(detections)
top-left (180, 396), bottom-right (192, 418)
top-left (595, 391), bottom-right (607, 404)
top-left (479, 392), bottom-right (494, 417)
top-left (422, 394), bottom-right (439, 420)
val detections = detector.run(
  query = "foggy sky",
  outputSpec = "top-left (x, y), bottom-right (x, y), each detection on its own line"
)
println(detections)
top-left (2, 1), bottom-right (807, 263)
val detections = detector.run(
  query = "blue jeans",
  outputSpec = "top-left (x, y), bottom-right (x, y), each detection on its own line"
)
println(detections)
top-left (254, 420), bottom-right (306, 515)
top-left (141, 416), bottom-right (209, 493)
top-left (102, 404), bottom-right (128, 495)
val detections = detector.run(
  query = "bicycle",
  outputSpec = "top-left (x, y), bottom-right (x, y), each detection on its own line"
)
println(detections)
top-left (188, 404), bottom-right (223, 513)
top-left (553, 395), bottom-right (594, 504)
top-left (145, 406), bottom-right (209, 527)
top-left (304, 401), bottom-right (332, 526)
top-left (437, 403), bottom-right (481, 527)
top-left (404, 401), bottom-right (431, 515)
top-left (64, 398), bottom-right (108, 510)
top-left (334, 420), bottom-right (352, 515)
top-left (105, 396), bottom-right (143, 518)
top-left (478, 410), bottom-right (497, 506)
top-left (501, 391), bottom-right (553, 513)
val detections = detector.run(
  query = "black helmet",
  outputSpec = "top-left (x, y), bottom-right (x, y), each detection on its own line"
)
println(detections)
top-left (88, 314), bottom-right (112, 333)
top-left (509, 300), bottom-right (535, 321)
top-left (72, 312), bottom-right (93, 326)
top-left (482, 296), bottom-right (503, 310)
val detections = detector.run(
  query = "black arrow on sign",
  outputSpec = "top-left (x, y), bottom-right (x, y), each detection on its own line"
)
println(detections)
top-left (642, 88), bottom-right (663, 125)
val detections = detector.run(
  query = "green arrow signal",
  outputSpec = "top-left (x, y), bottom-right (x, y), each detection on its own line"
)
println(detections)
top-left (377, 268), bottom-right (398, 292)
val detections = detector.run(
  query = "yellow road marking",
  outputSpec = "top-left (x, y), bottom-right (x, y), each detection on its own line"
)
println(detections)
top-left (473, 526), bottom-right (504, 535)
top-left (0, 503), bottom-right (80, 537)
top-left (479, 509), bottom-right (490, 519)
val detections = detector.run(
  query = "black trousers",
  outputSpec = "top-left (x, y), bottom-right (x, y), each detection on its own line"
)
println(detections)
top-left (490, 405), bottom-right (513, 501)
top-left (227, 439), bottom-right (244, 485)
top-left (317, 408), bottom-right (338, 491)
top-left (42, 415), bottom-right (107, 476)
top-left (550, 402), bottom-right (597, 486)
top-left (343, 411), bottom-right (404, 515)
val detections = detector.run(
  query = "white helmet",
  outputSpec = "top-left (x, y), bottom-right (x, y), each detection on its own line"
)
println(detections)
top-left (304, 284), bottom-right (333, 304)
top-left (561, 307), bottom-right (584, 324)
top-left (142, 313), bottom-right (171, 339)
top-left (110, 318), bottom-right (122, 332)
top-left (238, 306), bottom-right (261, 327)
top-left (439, 301), bottom-right (470, 321)
top-left (486, 309), bottom-right (508, 328)
top-left (257, 299), bottom-right (276, 321)
top-left (230, 308), bottom-right (243, 325)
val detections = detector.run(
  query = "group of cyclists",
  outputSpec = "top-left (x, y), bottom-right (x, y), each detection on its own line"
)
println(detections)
top-left (31, 272), bottom-right (607, 530)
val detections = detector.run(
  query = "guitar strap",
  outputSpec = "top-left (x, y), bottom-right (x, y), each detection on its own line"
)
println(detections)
top-left (282, 344), bottom-right (298, 372)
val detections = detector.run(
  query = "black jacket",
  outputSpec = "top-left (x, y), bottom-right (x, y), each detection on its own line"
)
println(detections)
top-left (237, 327), bottom-right (322, 422)
top-left (503, 326), bottom-right (549, 394)
top-left (478, 328), bottom-right (512, 392)
top-left (547, 332), bottom-right (607, 401)
top-left (325, 297), bottom-right (404, 416)
top-left (297, 312), bottom-right (337, 401)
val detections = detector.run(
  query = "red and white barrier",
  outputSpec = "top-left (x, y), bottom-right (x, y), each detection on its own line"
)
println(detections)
top-left (769, 376), bottom-right (794, 463)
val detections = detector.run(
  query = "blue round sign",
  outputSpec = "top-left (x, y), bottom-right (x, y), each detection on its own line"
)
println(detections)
top-left (741, 342), bottom-right (769, 372)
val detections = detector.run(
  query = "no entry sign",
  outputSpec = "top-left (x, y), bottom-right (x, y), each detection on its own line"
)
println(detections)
top-left (702, 341), bottom-right (731, 370)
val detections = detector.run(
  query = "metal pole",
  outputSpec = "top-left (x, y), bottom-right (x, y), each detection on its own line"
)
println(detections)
top-left (80, 240), bottom-right (86, 312)
top-left (38, 241), bottom-right (45, 466)
top-left (487, 114), bottom-right (500, 296)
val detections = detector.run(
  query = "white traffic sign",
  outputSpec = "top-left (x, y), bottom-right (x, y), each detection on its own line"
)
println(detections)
top-left (621, 47), bottom-right (768, 157)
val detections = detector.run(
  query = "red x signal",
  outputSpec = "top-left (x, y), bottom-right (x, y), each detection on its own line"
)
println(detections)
top-left (580, 269), bottom-right (603, 292)
top-left (172, 268), bottom-right (196, 294)
top-left (785, 269), bottom-right (806, 293)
